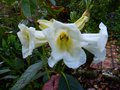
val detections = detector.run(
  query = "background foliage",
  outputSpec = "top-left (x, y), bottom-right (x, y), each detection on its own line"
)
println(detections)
top-left (0, 0), bottom-right (120, 89)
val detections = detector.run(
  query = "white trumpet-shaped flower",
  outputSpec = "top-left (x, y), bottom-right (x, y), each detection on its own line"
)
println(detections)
top-left (17, 24), bottom-right (47, 58)
top-left (81, 22), bottom-right (108, 63)
top-left (43, 20), bottom-right (89, 69)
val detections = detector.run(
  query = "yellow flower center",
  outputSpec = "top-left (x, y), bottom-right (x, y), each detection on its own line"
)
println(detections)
top-left (56, 31), bottom-right (72, 52)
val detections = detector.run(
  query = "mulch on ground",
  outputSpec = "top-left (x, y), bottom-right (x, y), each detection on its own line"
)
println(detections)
top-left (91, 40), bottom-right (120, 69)
top-left (77, 40), bottom-right (120, 90)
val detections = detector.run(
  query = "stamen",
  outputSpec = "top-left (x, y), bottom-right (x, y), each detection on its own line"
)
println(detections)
top-left (56, 31), bottom-right (72, 52)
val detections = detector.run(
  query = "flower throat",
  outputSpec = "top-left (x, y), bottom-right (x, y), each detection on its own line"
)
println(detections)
top-left (56, 31), bottom-right (72, 51)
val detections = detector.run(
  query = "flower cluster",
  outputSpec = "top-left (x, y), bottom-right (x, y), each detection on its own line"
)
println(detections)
top-left (17, 11), bottom-right (108, 69)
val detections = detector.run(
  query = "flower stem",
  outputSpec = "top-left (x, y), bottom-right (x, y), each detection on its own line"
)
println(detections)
top-left (41, 46), bottom-right (50, 79)
top-left (61, 72), bottom-right (70, 90)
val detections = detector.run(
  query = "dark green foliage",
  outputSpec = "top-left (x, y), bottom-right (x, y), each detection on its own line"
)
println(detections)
top-left (85, 0), bottom-right (120, 38)
top-left (10, 61), bottom-right (43, 90)
top-left (21, 0), bottom-right (32, 18)
top-left (59, 74), bottom-right (84, 90)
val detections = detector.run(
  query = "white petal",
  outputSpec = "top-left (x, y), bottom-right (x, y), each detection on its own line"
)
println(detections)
top-left (53, 20), bottom-right (86, 48)
top-left (99, 22), bottom-right (107, 32)
top-left (84, 46), bottom-right (106, 64)
top-left (17, 24), bottom-right (36, 58)
top-left (43, 28), bottom-right (56, 50)
top-left (80, 34), bottom-right (100, 49)
top-left (81, 22), bottom-right (108, 52)
top-left (81, 34), bottom-right (99, 43)
top-left (18, 24), bottom-right (27, 31)
top-left (34, 31), bottom-right (47, 48)
top-left (92, 49), bottom-right (106, 63)
top-left (22, 45), bottom-right (33, 58)
top-left (48, 51), bottom-right (63, 67)
top-left (17, 31), bottom-right (28, 47)
top-left (48, 57), bottom-right (57, 68)
top-left (35, 31), bottom-right (46, 39)
top-left (63, 49), bottom-right (86, 69)
top-left (98, 22), bottom-right (108, 51)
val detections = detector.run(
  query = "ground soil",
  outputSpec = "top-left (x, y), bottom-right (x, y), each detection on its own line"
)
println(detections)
top-left (78, 39), bottom-right (120, 90)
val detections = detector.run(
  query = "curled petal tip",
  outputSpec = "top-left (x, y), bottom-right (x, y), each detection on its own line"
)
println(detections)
top-left (99, 22), bottom-right (107, 31)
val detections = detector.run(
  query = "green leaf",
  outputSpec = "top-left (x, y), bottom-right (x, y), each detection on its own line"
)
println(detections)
top-left (0, 62), bottom-right (4, 67)
top-left (2, 39), bottom-right (8, 48)
top-left (0, 68), bottom-right (10, 75)
top-left (21, 0), bottom-right (31, 17)
top-left (49, 0), bottom-right (56, 5)
top-left (10, 58), bottom-right (25, 70)
top-left (0, 75), bottom-right (17, 80)
top-left (83, 0), bottom-right (87, 5)
top-left (21, 0), bottom-right (38, 18)
top-left (58, 74), bottom-right (84, 90)
top-left (43, 72), bottom-right (50, 83)
top-left (0, 55), bottom-right (13, 68)
top-left (29, 0), bottom-right (37, 15)
top-left (10, 61), bottom-right (43, 90)
top-left (32, 71), bottom-right (46, 81)
top-left (83, 0), bottom-right (92, 9)
top-left (69, 11), bottom-right (79, 22)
